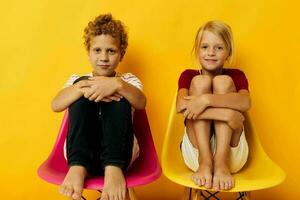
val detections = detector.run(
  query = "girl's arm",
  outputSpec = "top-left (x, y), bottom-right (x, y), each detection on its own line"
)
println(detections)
top-left (196, 107), bottom-right (245, 130)
top-left (51, 81), bottom-right (88, 112)
top-left (176, 88), bottom-right (188, 113)
top-left (202, 89), bottom-right (251, 112)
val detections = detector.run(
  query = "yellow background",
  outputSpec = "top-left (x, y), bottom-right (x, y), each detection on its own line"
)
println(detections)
top-left (0, 0), bottom-right (299, 199)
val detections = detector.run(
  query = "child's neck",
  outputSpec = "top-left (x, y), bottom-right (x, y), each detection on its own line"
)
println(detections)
top-left (92, 71), bottom-right (117, 77)
top-left (200, 68), bottom-right (223, 78)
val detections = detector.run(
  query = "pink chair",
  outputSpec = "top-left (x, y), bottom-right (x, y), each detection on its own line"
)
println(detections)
top-left (38, 109), bottom-right (161, 199)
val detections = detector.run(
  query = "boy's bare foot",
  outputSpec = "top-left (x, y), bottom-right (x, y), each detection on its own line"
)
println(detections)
top-left (101, 166), bottom-right (126, 200)
top-left (191, 161), bottom-right (213, 189)
top-left (60, 166), bottom-right (87, 200)
top-left (213, 162), bottom-right (234, 191)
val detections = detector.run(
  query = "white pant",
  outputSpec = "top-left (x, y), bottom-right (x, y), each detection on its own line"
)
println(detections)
top-left (181, 128), bottom-right (248, 173)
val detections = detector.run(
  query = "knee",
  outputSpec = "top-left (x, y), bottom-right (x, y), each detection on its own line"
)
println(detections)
top-left (190, 75), bottom-right (212, 95)
top-left (103, 98), bottom-right (131, 113)
top-left (212, 75), bottom-right (236, 94)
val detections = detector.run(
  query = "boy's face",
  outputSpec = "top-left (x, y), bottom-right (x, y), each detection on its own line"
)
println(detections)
top-left (88, 34), bottom-right (121, 76)
top-left (198, 30), bottom-right (229, 72)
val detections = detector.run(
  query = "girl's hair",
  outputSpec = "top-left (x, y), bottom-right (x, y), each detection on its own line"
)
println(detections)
top-left (193, 20), bottom-right (235, 65)
top-left (83, 13), bottom-right (128, 60)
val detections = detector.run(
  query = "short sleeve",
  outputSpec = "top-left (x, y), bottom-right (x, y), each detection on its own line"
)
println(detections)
top-left (120, 73), bottom-right (143, 91)
top-left (64, 74), bottom-right (80, 88)
top-left (231, 69), bottom-right (249, 91)
top-left (178, 69), bottom-right (199, 90)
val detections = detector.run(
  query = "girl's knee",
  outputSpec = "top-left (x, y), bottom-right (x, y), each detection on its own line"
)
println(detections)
top-left (212, 75), bottom-right (236, 93)
top-left (190, 75), bottom-right (212, 94)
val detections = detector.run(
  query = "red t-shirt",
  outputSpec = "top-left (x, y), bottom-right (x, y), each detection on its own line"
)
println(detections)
top-left (178, 68), bottom-right (249, 91)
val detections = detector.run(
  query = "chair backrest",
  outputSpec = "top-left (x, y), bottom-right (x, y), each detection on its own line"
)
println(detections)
top-left (38, 109), bottom-right (161, 190)
top-left (161, 95), bottom-right (285, 192)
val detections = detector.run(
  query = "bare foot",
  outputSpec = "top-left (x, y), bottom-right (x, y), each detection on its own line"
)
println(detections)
top-left (213, 162), bottom-right (234, 191)
top-left (101, 166), bottom-right (126, 200)
top-left (191, 161), bottom-right (213, 189)
top-left (59, 166), bottom-right (87, 200)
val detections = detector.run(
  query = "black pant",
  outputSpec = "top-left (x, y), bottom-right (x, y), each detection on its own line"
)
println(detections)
top-left (66, 77), bottom-right (133, 175)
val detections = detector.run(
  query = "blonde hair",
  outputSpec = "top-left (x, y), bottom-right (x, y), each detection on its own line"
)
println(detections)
top-left (193, 20), bottom-right (235, 66)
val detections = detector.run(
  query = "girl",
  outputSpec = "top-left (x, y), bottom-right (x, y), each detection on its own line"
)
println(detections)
top-left (177, 21), bottom-right (251, 191)
top-left (51, 14), bottom-right (146, 200)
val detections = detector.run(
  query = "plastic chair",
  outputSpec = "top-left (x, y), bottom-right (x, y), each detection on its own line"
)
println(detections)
top-left (38, 109), bottom-right (161, 200)
top-left (161, 95), bottom-right (285, 199)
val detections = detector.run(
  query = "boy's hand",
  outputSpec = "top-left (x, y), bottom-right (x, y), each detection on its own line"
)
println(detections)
top-left (183, 95), bottom-right (209, 120)
top-left (81, 76), bottom-right (121, 102)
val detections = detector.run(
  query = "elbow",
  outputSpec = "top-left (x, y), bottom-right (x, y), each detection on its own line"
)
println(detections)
top-left (51, 100), bottom-right (64, 112)
top-left (135, 96), bottom-right (146, 110)
top-left (242, 97), bottom-right (251, 112)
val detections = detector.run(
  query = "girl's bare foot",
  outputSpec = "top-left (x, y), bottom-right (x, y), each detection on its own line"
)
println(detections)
top-left (101, 166), bottom-right (126, 200)
top-left (60, 166), bottom-right (87, 200)
top-left (213, 162), bottom-right (234, 191)
top-left (192, 161), bottom-right (213, 189)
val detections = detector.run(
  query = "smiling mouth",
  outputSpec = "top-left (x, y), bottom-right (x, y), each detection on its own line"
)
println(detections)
top-left (205, 59), bottom-right (217, 62)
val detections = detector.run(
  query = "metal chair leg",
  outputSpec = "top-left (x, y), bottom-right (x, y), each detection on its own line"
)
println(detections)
top-left (199, 190), bottom-right (220, 200)
top-left (236, 192), bottom-right (251, 200)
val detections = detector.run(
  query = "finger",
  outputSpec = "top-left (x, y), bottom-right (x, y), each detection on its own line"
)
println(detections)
top-left (98, 98), bottom-right (112, 102)
top-left (113, 93), bottom-right (123, 98)
top-left (108, 95), bottom-right (120, 101)
top-left (89, 93), bottom-right (99, 101)
top-left (183, 96), bottom-right (192, 100)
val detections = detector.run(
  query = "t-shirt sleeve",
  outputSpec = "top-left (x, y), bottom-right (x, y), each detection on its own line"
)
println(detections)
top-left (231, 69), bottom-right (249, 91)
top-left (178, 69), bottom-right (198, 90)
top-left (64, 74), bottom-right (80, 88)
top-left (121, 73), bottom-right (143, 91)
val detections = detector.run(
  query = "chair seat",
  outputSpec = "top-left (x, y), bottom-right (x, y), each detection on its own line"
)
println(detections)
top-left (38, 109), bottom-right (161, 190)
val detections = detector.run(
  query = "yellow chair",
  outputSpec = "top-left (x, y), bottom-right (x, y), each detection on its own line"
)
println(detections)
top-left (162, 95), bottom-right (285, 199)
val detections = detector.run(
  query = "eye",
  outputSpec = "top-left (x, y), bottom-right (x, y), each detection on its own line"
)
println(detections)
top-left (216, 46), bottom-right (224, 50)
top-left (107, 49), bottom-right (116, 55)
top-left (201, 45), bottom-right (208, 49)
top-left (94, 48), bottom-right (101, 53)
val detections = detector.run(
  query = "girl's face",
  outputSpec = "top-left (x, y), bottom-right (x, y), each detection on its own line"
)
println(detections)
top-left (198, 30), bottom-right (229, 73)
top-left (88, 34), bottom-right (121, 76)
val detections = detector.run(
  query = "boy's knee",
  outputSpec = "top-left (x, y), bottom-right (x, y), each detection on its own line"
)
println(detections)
top-left (190, 75), bottom-right (212, 94)
top-left (103, 98), bottom-right (131, 113)
top-left (213, 75), bottom-right (236, 93)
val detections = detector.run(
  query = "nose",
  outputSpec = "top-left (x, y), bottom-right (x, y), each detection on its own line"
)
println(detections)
top-left (208, 47), bottom-right (215, 56)
top-left (99, 52), bottom-right (109, 62)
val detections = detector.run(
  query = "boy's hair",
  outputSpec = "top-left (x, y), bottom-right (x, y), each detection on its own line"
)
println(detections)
top-left (84, 13), bottom-right (128, 60)
top-left (193, 20), bottom-right (235, 65)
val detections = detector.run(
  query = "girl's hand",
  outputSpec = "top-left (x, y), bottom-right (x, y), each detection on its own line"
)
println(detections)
top-left (183, 95), bottom-right (209, 120)
top-left (227, 110), bottom-right (245, 130)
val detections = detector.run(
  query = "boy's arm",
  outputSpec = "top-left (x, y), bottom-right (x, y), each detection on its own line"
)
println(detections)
top-left (51, 81), bottom-right (88, 112)
top-left (85, 76), bottom-right (146, 109)
top-left (115, 78), bottom-right (146, 110)
top-left (202, 89), bottom-right (251, 112)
